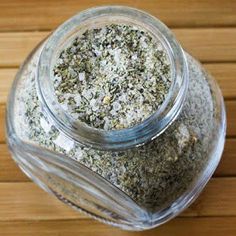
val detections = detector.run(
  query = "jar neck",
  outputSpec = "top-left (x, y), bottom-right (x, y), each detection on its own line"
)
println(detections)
top-left (36, 6), bottom-right (188, 151)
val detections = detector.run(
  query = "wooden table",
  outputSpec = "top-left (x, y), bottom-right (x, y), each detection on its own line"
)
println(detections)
top-left (0, 1), bottom-right (236, 235)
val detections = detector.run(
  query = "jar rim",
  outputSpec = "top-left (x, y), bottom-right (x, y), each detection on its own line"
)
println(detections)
top-left (37, 6), bottom-right (188, 150)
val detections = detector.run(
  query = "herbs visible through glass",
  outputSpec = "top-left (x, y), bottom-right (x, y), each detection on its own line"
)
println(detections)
top-left (14, 50), bottom-right (217, 211)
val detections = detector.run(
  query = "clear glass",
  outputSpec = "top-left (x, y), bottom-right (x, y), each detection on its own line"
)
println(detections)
top-left (6, 6), bottom-right (226, 231)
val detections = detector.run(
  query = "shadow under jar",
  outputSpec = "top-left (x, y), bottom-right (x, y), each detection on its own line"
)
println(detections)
top-left (6, 6), bottom-right (226, 231)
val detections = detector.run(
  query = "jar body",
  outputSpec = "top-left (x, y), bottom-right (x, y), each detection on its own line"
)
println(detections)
top-left (6, 12), bottom-right (226, 231)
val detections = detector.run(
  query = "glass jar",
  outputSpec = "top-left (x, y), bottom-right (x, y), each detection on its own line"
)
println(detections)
top-left (6, 6), bottom-right (226, 231)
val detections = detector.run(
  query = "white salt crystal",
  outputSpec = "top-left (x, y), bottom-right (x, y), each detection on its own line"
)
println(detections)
top-left (90, 99), bottom-right (98, 111)
top-left (103, 117), bottom-right (110, 130)
top-left (157, 44), bottom-right (163, 51)
top-left (40, 117), bottom-right (51, 134)
top-left (82, 89), bottom-right (92, 100)
top-left (53, 133), bottom-right (74, 152)
top-left (60, 103), bottom-right (68, 111)
top-left (79, 72), bottom-right (85, 81)
top-left (114, 49), bottom-right (121, 64)
top-left (74, 94), bottom-right (81, 106)
top-left (131, 54), bottom-right (137, 60)
top-left (94, 49), bottom-right (102, 56)
top-left (112, 102), bottom-right (121, 111)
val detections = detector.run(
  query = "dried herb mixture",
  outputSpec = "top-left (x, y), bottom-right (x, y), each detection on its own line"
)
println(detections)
top-left (53, 24), bottom-right (171, 130)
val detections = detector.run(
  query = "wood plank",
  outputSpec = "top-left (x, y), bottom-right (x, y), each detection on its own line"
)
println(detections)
top-left (0, 183), bottom-right (84, 221)
top-left (0, 68), bottom-right (17, 104)
top-left (0, 144), bottom-right (29, 182)
top-left (215, 139), bottom-right (236, 176)
top-left (1, 28), bottom-right (236, 67)
top-left (183, 178), bottom-right (236, 216)
top-left (1, 64), bottom-right (236, 104)
top-left (24, 28), bottom-right (236, 63)
top-left (226, 100), bottom-right (236, 137)
top-left (0, 0), bottom-right (235, 31)
top-left (0, 106), bottom-right (5, 143)
top-left (0, 32), bottom-right (47, 67)
top-left (0, 217), bottom-right (236, 236)
top-left (205, 63), bottom-right (236, 99)
top-left (0, 138), bottom-right (235, 183)
top-left (175, 28), bottom-right (236, 62)
top-left (0, 179), bottom-right (236, 221)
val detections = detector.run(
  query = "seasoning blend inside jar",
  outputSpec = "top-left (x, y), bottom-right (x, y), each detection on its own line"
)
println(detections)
top-left (6, 6), bottom-right (226, 230)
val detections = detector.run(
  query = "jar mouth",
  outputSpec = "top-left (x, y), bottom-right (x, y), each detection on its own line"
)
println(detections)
top-left (37, 6), bottom-right (188, 150)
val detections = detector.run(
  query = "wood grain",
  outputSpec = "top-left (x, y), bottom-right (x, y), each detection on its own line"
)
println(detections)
top-left (0, 138), bottom-right (235, 183)
top-left (226, 100), bottom-right (236, 137)
top-left (0, 182), bottom-right (84, 221)
top-left (184, 178), bottom-right (236, 216)
top-left (1, 64), bottom-right (236, 104)
top-left (1, 217), bottom-right (236, 236)
top-left (1, 28), bottom-right (236, 67)
top-left (205, 63), bottom-right (236, 99)
top-left (0, 107), bottom-right (5, 143)
top-left (0, 32), bottom-right (47, 67)
top-left (215, 139), bottom-right (236, 176)
top-left (0, 1), bottom-right (236, 233)
top-left (0, 68), bottom-right (17, 104)
top-left (175, 28), bottom-right (236, 62)
top-left (0, 143), bottom-right (29, 182)
top-left (0, 0), bottom-right (235, 32)
top-left (0, 178), bottom-right (236, 222)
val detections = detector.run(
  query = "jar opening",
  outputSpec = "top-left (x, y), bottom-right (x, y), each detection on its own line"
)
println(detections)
top-left (37, 6), bottom-right (188, 150)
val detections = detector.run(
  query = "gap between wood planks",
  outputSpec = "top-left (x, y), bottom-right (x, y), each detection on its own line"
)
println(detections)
top-left (0, 0), bottom-right (235, 31)
top-left (0, 178), bottom-right (236, 222)
top-left (1, 217), bottom-right (236, 236)
top-left (1, 28), bottom-right (236, 67)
